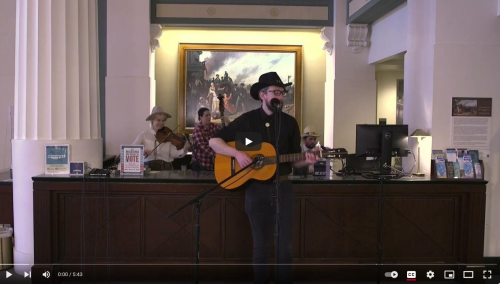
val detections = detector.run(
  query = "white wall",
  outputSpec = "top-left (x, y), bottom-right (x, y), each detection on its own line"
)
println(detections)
top-left (330, 0), bottom-right (376, 154)
top-left (0, 0), bottom-right (16, 172)
top-left (404, 0), bottom-right (500, 256)
top-left (106, 0), bottom-right (151, 155)
top-left (368, 2), bottom-right (407, 64)
top-left (403, 0), bottom-right (437, 175)
top-left (155, 28), bottom-right (326, 139)
top-left (431, 0), bottom-right (500, 257)
top-left (376, 71), bottom-right (404, 124)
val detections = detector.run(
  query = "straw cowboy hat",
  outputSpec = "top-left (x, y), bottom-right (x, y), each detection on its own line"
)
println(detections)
top-left (249, 72), bottom-right (292, 100)
top-left (146, 106), bottom-right (172, 121)
top-left (301, 126), bottom-right (321, 138)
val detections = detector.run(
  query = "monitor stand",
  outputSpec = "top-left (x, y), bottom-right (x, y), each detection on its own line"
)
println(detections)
top-left (379, 129), bottom-right (393, 173)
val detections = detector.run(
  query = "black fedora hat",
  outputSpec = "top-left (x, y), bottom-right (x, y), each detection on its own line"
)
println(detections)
top-left (250, 72), bottom-right (292, 100)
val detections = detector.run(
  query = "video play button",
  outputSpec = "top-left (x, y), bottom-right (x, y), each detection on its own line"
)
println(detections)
top-left (6, 271), bottom-right (12, 278)
top-left (235, 133), bottom-right (262, 151)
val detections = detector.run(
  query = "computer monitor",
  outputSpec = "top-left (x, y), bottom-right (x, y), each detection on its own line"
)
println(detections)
top-left (355, 124), bottom-right (409, 174)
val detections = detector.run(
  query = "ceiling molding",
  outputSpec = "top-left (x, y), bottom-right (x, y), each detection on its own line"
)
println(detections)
top-left (151, 0), bottom-right (334, 27)
top-left (347, 0), bottom-right (406, 24)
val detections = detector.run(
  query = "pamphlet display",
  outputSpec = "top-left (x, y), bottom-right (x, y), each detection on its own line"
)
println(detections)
top-left (431, 148), bottom-right (484, 180)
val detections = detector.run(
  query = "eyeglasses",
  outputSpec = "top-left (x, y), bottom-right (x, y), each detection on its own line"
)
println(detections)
top-left (265, 90), bottom-right (288, 96)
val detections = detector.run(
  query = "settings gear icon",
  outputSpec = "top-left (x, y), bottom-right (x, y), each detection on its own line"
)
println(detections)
top-left (426, 270), bottom-right (435, 279)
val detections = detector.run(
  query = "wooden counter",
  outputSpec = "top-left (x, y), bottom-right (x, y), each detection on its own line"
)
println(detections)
top-left (0, 170), bottom-right (13, 227)
top-left (31, 171), bottom-right (487, 283)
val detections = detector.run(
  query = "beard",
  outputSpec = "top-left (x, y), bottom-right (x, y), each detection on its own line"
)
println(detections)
top-left (306, 143), bottom-right (316, 150)
top-left (264, 98), bottom-right (282, 113)
top-left (264, 99), bottom-right (273, 112)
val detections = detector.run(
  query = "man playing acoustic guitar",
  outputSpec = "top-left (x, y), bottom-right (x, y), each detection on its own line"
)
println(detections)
top-left (209, 72), bottom-right (318, 284)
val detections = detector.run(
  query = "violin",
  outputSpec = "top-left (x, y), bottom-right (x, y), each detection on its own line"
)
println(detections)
top-left (145, 125), bottom-right (186, 158)
top-left (155, 126), bottom-right (186, 149)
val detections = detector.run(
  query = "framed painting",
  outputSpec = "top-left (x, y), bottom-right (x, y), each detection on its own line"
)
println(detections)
top-left (178, 44), bottom-right (303, 133)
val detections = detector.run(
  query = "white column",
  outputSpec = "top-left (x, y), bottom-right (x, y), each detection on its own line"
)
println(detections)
top-left (402, 0), bottom-right (436, 174)
top-left (0, 0), bottom-right (16, 172)
top-left (106, 0), bottom-right (151, 155)
top-left (326, 0), bottom-right (376, 154)
top-left (405, 0), bottom-right (500, 256)
top-left (321, 27), bottom-right (334, 147)
top-left (150, 24), bottom-right (162, 110)
top-left (13, 0), bottom-right (102, 273)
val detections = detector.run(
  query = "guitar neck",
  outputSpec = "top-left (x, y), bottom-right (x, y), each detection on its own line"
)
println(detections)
top-left (262, 151), bottom-right (319, 166)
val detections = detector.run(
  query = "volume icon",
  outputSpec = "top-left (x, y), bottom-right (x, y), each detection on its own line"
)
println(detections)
top-left (42, 271), bottom-right (50, 278)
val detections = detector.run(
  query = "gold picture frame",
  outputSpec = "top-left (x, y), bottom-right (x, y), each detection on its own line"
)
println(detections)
top-left (178, 44), bottom-right (303, 134)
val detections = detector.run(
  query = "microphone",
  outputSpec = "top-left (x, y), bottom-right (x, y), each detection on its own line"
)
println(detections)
top-left (270, 98), bottom-right (282, 110)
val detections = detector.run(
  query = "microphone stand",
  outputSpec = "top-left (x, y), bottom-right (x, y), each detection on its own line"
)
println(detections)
top-left (166, 156), bottom-right (262, 284)
top-left (184, 134), bottom-right (200, 169)
top-left (376, 179), bottom-right (384, 284)
top-left (374, 173), bottom-right (392, 284)
top-left (273, 103), bottom-right (282, 284)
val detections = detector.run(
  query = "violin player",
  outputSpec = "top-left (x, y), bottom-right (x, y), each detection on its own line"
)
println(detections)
top-left (132, 106), bottom-right (190, 170)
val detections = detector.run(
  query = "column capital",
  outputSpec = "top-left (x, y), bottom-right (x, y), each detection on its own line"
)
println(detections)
top-left (320, 27), bottom-right (333, 55)
top-left (150, 24), bottom-right (162, 52)
top-left (346, 24), bottom-right (369, 54)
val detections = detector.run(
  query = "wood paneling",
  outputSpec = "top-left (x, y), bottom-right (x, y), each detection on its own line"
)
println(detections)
top-left (32, 179), bottom-right (486, 283)
top-left (0, 185), bottom-right (13, 226)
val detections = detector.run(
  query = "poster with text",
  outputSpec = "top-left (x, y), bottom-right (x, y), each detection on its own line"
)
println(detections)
top-left (120, 145), bottom-right (144, 175)
top-left (451, 97), bottom-right (492, 149)
top-left (45, 145), bottom-right (70, 175)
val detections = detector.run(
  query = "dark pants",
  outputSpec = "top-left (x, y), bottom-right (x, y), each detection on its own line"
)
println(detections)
top-left (245, 180), bottom-right (294, 284)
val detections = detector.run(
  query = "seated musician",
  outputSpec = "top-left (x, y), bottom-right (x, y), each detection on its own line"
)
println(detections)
top-left (191, 107), bottom-right (230, 171)
top-left (301, 126), bottom-right (321, 153)
top-left (300, 126), bottom-right (322, 174)
top-left (132, 106), bottom-right (190, 170)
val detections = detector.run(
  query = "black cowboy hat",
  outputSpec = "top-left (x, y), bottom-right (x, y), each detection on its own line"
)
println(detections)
top-left (249, 72), bottom-right (292, 100)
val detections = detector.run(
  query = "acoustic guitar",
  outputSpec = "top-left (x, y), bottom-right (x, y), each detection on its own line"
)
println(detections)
top-left (214, 142), bottom-right (347, 190)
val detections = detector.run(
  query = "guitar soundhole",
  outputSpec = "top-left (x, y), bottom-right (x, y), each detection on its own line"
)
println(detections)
top-left (252, 154), bottom-right (265, 169)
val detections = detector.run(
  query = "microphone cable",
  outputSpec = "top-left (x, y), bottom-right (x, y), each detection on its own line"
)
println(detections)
top-left (273, 101), bottom-right (283, 284)
top-left (105, 175), bottom-right (111, 284)
top-left (191, 203), bottom-right (196, 284)
top-left (81, 173), bottom-right (87, 283)
top-left (93, 176), bottom-right (101, 281)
